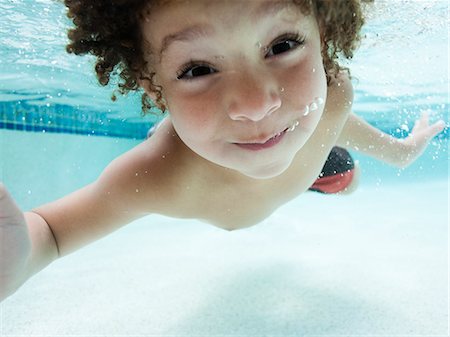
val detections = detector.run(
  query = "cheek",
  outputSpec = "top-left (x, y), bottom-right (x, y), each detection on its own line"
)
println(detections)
top-left (283, 56), bottom-right (327, 106)
top-left (165, 91), bottom-right (219, 143)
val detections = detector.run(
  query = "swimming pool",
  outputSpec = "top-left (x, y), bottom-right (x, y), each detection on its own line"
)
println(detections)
top-left (1, 0), bottom-right (448, 335)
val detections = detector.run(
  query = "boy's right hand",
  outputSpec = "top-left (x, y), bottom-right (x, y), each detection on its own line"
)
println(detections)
top-left (0, 183), bottom-right (32, 301)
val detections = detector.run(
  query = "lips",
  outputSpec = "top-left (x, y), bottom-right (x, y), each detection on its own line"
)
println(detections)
top-left (233, 127), bottom-right (289, 151)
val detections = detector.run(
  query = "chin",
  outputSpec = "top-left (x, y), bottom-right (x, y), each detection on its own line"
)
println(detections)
top-left (240, 159), bottom-right (293, 180)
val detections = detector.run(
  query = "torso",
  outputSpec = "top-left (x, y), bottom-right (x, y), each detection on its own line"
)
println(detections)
top-left (125, 74), bottom-right (352, 231)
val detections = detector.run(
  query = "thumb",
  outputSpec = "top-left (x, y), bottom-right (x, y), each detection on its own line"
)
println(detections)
top-left (426, 120), bottom-right (446, 139)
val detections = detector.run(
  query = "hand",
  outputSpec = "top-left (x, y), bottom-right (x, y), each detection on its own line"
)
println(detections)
top-left (0, 183), bottom-right (32, 301)
top-left (398, 111), bottom-right (446, 168)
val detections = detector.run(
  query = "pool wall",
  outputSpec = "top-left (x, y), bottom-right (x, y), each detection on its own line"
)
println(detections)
top-left (0, 99), bottom-right (155, 139)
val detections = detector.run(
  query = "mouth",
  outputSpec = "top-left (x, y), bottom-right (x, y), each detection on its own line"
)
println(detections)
top-left (233, 127), bottom-right (290, 151)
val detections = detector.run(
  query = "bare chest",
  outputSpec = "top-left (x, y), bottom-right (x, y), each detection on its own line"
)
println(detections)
top-left (182, 146), bottom-right (335, 231)
top-left (191, 176), bottom-right (299, 230)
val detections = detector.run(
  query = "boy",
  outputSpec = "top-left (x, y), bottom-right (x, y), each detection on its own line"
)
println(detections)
top-left (0, 0), bottom-right (445, 301)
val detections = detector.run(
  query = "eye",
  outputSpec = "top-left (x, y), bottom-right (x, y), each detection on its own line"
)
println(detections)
top-left (266, 33), bottom-right (305, 57)
top-left (176, 63), bottom-right (217, 80)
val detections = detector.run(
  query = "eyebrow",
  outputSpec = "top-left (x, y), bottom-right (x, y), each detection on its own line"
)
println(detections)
top-left (254, 0), bottom-right (293, 20)
top-left (160, 24), bottom-right (214, 55)
top-left (158, 0), bottom-right (294, 55)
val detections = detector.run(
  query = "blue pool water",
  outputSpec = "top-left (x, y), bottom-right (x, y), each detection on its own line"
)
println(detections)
top-left (0, 0), bottom-right (449, 335)
top-left (0, 0), bottom-right (448, 140)
top-left (0, 0), bottom-right (161, 139)
top-left (1, 0), bottom-right (448, 195)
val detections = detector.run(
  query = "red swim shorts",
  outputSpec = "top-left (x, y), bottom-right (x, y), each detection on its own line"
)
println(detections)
top-left (309, 147), bottom-right (355, 194)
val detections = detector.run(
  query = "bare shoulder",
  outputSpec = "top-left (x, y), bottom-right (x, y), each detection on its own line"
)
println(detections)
top-left (96, 122), bottom-right (184, 214)
top-left (324, 71), bottom-right (354, 118)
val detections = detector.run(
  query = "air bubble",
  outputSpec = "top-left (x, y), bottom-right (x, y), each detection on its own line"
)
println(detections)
top-left (287, 120), bottom-right (300, 132)
top-left (302, 105), bottom-right (310, 116)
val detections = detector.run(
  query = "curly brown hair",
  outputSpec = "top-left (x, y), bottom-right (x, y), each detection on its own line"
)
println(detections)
top-left (64, 0), bottom-right (365, 114)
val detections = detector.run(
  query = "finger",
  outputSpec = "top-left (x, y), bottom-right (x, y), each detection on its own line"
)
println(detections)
top-left (411, 112), bottom-right (427, 132)
top-left (426, 120), bottom-right (446, 138)
top-left (417, 111), bottom-right (429, 128)
top-left (420, 120), bottom-right (446, 141)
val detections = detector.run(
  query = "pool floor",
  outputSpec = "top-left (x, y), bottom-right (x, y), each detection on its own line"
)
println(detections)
top-left (1, 178), bottom-right (448, 335)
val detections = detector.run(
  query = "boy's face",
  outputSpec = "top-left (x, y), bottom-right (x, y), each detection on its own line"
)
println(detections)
top-left (141, 0), bottom-right (327, 179)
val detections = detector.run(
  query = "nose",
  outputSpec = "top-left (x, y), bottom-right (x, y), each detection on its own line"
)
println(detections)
top-left (226, 70), bottom-right (282, 122)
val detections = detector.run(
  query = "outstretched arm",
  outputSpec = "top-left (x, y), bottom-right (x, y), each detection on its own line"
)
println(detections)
top-left (0, 141), bottom-right (159, 302)
top-left (336, 111), bottom-right (445, 168)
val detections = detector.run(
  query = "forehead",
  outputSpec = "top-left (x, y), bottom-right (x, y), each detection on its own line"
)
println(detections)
top-left (140, 0), bottom-right (312, 51)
